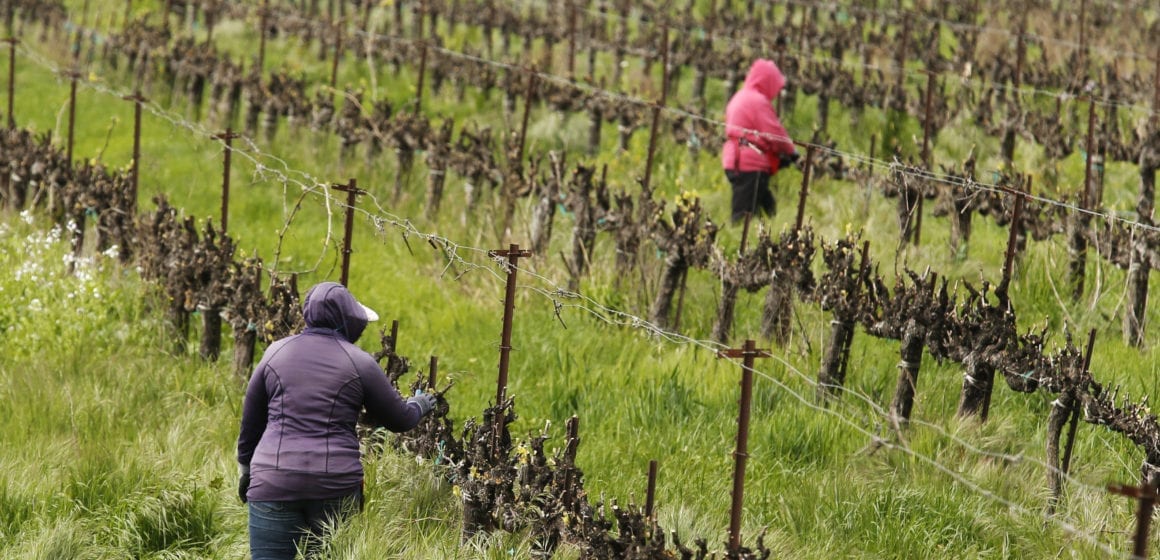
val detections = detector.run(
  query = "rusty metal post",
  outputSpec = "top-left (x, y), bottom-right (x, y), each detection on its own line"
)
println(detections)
top-left (4, 37), bottom-right (16, 129)
top-left (66, 68), bottom-right (79, 162)
top-left (516, 69), bottom-right (537, 166)
top-left (214, 128), bottom-right (240, 233)
top-left (490, 244), bottom-right (532, 405)
top-left (717, 339), bottom-right (771, 553)
top-left (123, 90), bottom-right (146, 217)
top-left (428, 355), bottom-right (438, 390)
top-left (1061, 328), bottom-right (1096, 476)
top-left (645, 459), bottom-right (658, 519)
top-left (641, 24), bottom-right (670, 194)
top-left (794, 144), bottom-right (815, 232)
top-left (1108, 483), bottom-right (1158, 560)
top-left (330, 20), bottom-right (343, 89)
top-left (333, 178), bottom-right (365, 286)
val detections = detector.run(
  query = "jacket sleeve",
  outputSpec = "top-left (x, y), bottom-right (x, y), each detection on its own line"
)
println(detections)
top-left (359, 360), bottom-right (422, 432)
top-left (237, 365), bottom-right (269, 467)
top-left (750, 103), bottom-right (795, 156)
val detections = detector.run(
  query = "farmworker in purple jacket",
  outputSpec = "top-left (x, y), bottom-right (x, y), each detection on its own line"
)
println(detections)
top-left (237, 281), bottom-right (437, 559)
top-left (721, 58), bottom-right (799, 222)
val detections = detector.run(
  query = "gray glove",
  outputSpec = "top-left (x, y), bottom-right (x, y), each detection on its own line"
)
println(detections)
top-left (408, 391), bottom-right (437, 417)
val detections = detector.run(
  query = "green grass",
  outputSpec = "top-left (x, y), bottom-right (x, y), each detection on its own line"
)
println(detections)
top-left (4, 2), bottom-right (1160, 558)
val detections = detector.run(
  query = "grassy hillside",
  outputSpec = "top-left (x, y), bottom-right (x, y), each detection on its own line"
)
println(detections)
top-left (4, 1), bottom-right (1160, 558)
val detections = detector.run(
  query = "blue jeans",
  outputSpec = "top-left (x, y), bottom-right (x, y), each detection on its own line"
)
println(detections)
top-left (248, 493), bottom-right (362, 560)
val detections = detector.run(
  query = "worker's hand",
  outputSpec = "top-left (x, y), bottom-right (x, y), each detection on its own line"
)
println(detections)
top-left (408, 390), bottom-right (437, 417)
top-left (238, 465), bottom-right (250, 504)
top-left (779, 151), bottom-right (801, 168)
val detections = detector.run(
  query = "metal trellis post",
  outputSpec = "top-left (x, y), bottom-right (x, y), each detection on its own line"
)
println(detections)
top-left (717, 339), bottom-right (771, 553)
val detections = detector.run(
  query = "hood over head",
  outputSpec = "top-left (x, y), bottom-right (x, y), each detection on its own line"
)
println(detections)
top-left (302, 282), bottom-right (379, 343)
top-left (744, 59), bottom-right (786, 100)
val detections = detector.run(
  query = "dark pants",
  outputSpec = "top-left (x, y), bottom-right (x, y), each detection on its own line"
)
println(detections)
top-left (726, 170), bottom-right (774, 223)
top-left (248, 492), bottom-right (362, 560)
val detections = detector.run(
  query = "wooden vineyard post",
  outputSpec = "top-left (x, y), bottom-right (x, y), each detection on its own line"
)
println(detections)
top-left (1069, 98), bottom-right (1098, 301)
top-left (567, 0), bottom-right (576, 79)
top-left (794, 144), bottom-right (815, 232)
top-left (914, 70), bottom-right (937, 247)
top-left (362, 0), bottom-right (373, 35)
top-left (4, 37), bottom-right (16, 129)
top-left (258, 0), bottom-right (268, 72)
top-left (641, 25), bottom-right (669, 195)
top-left (997, 189), bottom-right (1026, 300)
top-left (382, 319), bottom-right (404, 376)
top-left (329, 20), bottom-right (343, 90)
top-left (1108, 483), bottom-right (1158, 560)
top-left (517, 70), bottom-right (537, 167)
top-left (122, 90), bottom-right (147, 218)
top-left (333, 178), bottom-right (365, 287)
top-left (717, 339), bottom-right (771, 553)
top-left (213, 128), bottom-right (240, 234)
top-left (65, 67), bottom-right (80, 163)
top-left (498, 70), bottom-right (537, 243)
top-left (489, 244), bottom-right (532, 406)
top-left (1154, 45), bottom-right (1160, 115)
top-left (414, 34), bottom-right (428, 113)
top-left (427, 355), bottom-right (437, 391)
top-left (1077, 0), bottom-right (1088, 76)
top-left (645, 459), bottom-right (658, 520)
top-left (1002, 11), bottom-right (1027, 167)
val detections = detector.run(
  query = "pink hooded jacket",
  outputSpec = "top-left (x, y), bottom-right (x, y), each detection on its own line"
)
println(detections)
top-left (721, 59), bottom-right (796, 173)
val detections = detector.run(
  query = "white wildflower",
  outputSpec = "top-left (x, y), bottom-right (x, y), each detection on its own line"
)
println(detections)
top-left (19, 210), bottom-right (33, 225)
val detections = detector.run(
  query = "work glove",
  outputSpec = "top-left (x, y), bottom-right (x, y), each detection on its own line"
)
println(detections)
top-left (778, 151), bottom-right (801, 168)
top-left (408, 390), bottom-right (438, 417)
top-left (238, 464), bottom-right (250, 504)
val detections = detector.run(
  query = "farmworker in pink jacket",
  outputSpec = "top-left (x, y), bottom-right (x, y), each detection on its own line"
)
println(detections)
top-left (237, 282), bottom-right (436, 559)
top-left (721, 58), bottom-right (799, 222)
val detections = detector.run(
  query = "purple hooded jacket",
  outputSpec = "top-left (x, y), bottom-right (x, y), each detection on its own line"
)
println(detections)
top-left (237, 282), bottom-right (422, 501)
top-left (721, 59), bottom-right (796, 173)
